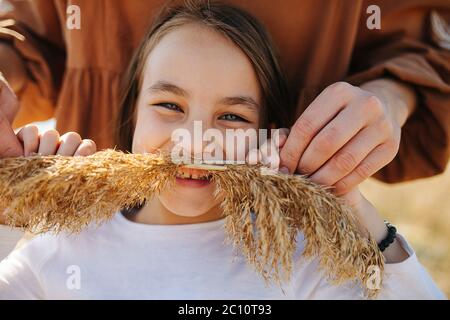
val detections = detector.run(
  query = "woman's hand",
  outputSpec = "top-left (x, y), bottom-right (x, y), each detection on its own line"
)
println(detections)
top-left (244, 134), bottom-right (410, 264)
top-left (279, 79), bottom-right (417, 196)
top-left (245, 128), bottom-right (290, 170)
top-left (0, 126), bottom-right (97, 225)
top-left (16, 125), bottom-right (97, 157)
top-left (0, 72), bottom-right (23, 158)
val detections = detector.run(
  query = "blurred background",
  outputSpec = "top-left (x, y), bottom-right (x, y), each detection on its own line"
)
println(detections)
top-left (361, 163), bottom-right (450, 297)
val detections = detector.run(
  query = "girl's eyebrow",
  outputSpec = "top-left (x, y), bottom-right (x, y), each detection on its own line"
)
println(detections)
top-left (219, 96), bottom-right (260, 111)
top-left (147, 80), bottom-right (259, 110)
top-left (146, 81), bottom-right (189, 97)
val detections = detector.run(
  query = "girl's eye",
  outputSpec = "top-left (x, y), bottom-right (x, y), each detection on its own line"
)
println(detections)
top-left (154, 103), bottom-right (183, 112)
top-left (219, 114), bottom-right (249, 122)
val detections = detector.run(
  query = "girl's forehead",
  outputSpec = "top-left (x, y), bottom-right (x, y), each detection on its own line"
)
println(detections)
top-left (140, 24), bottom-right (261, 102)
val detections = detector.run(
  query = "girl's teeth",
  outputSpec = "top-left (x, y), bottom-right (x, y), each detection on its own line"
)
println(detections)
top-left (176, 170), bottom-right (210, 180)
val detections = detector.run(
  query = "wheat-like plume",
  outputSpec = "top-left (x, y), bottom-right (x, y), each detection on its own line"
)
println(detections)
top-left (0, 149), bottom-right (384, 297)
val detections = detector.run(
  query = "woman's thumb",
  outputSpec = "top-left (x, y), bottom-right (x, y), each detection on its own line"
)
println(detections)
top-left (0, 72), bottom-right (19, 123)
top-left (0, 109), bottom-right (23, 158)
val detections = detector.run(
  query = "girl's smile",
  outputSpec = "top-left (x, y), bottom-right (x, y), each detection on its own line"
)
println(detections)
top-left (175, 177), bottom-right (212, 188)
top-left (175, 167), bottom-right (213, 188)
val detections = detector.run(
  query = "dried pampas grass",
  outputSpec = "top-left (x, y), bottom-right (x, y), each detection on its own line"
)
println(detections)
top-left (0, 149), bottom-right (384, 298)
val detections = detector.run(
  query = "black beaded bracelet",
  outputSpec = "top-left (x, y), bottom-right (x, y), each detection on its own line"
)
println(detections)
top-left (378, 221), bottom-right (397, 252)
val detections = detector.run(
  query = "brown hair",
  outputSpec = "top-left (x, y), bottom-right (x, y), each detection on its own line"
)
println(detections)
top-left (116, 0), bottom-right (293, 151)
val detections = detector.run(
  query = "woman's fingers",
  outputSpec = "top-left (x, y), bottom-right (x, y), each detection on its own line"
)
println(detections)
top-left (37, 129), bottom-right (60, 155)
top-left (245, 148), bottom-right (262, 165)
top-left (297, 97), bottom-right (378, 175)
top-left (74, 139), bottom-right (97, 156)
top-left (332, 141), bottom-right (399, 196)
top-left (275, 128), bottom-right (289, 149)
top-left (307, 118), bottom-right (389, 186)
top-left (259, 139), bottom-right (280, 169)
top-left (16, 127), bottom-right (96, 157)
top-left (259, 129), bottom-right (286, 168)
top-left (245, 128), bottom-right (289, 169)
top-left (280, 82), bottom-right (356, 173)
top-left (16, 124), bottom-right (39, 156)
top-left (242, 128), bottom-right (291, 172)
top-left (57, 132), bottom-right (82, 156)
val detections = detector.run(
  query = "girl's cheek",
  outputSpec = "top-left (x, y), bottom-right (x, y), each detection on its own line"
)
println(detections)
top-left (132, 112), bottom-right (175, 154)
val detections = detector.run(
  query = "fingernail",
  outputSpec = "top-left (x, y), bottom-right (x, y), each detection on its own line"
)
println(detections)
top-left (279, 166), bottom-right (289, 174)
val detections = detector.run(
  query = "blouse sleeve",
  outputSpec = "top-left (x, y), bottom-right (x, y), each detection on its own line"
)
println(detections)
top-left (0, 0), bottom-right (66, 127)
top-left (375, 234), bottom-right (446, 299)
top-left (346, 2), bottom-right (450, 183)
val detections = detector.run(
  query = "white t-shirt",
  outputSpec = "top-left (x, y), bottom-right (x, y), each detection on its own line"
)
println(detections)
top-left (0, 226), bottom-right (23, 260)
top-left (0, 212), bottom-right (445, 299)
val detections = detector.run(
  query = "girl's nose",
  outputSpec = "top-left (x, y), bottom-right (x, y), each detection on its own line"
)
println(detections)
top-left (170, 120), bottom-right (225, 163)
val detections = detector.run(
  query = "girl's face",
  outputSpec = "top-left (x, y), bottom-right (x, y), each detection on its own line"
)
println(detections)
top-left (132, 23), bottom-right (261, 218)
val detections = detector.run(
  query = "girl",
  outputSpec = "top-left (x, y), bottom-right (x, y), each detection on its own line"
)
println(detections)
top-left (0, 2), bottom-right (445, 299)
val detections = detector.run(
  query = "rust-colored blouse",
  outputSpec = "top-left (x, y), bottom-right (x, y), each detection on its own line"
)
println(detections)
top-left (1, 0), bottom-right (450, 183)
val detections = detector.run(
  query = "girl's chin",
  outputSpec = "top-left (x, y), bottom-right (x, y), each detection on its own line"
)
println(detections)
top-left (154, 173), bottom-right (221, 218)
top-left (159, 190), bottom-right (218, 218)
top-left (161, 204), bottom-right (218, 218)
top-left (172, 178), bottom-right (217, 195)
